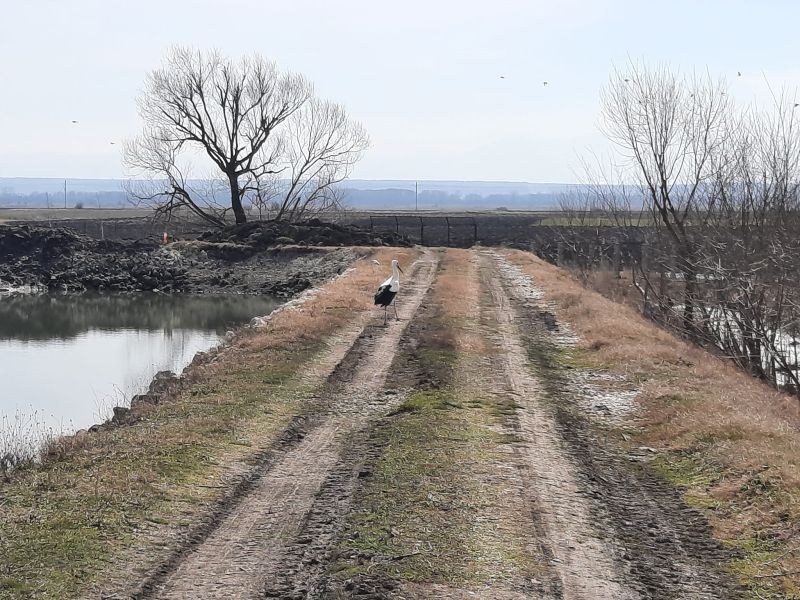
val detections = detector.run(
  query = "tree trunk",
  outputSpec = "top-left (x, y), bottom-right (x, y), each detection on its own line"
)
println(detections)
top-left (683, 271), bottom-right (696, 337)
top-left (228, 173), bottom-right (247, 225)
top-left (680, 248), bottom-right (697, 339)
top-left (744, 333), bottom-right (765, 380)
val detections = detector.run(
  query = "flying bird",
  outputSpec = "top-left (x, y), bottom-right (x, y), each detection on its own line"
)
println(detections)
top-left (624, 78), bottom-right (630, 83)
top-left (542, 81), bottom-right (548, 86)
top-left (374, 259), bottom-right (403, 325)
top-left (499, 75), bottom-right (505, 79)
top-left (738, 71), bottom-right (742, 76)
top-left (71, 120), bottom-right (78, 124)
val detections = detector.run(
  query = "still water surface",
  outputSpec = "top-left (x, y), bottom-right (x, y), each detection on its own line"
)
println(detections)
top-left (0, 293), bottom-right (281, 433)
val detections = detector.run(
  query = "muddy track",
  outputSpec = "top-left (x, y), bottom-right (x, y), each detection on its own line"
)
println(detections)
top-left (266, 257), bottom-right (450, 599)
top-left (482, 250), bottom-right (742, 599)
top-left (262, 413), bottom-right (396, 599)
top-left (478, 250), bottom-right (638, 599)
top-left (132, 252), bottom-right (438, 599)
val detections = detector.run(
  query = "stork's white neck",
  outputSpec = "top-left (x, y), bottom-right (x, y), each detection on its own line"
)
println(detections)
top-left (382, 262), bottom-right (401, 292)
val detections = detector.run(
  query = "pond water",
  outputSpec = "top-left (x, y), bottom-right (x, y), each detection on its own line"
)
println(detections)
top-left (0, 293), bottom-right (282, 435)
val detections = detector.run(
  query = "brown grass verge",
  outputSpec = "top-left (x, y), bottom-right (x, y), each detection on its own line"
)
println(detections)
top-left (501, 249), bottom-right (800, 599)
top-left (0, 247), bottom-right (420, 600)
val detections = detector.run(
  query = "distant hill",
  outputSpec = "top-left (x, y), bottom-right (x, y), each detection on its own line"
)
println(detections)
top-left (0, 177), bottom-right (583, 211)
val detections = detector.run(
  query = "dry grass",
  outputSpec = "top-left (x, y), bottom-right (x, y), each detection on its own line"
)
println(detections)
top-left (502, 249), bottom-right (800, 598)
top-left (434, 249), bottom-right (489, 355)
top-left (435, 249), bottom-right (478, 320)
top-left (579, 268), bottom-right (645, 308)
top-left (238, 248), bottom-right (419, 353)
top-left (0, 246), bottom-right (421, 600)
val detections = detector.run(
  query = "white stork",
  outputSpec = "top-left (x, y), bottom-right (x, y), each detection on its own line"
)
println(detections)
top-left (374, 259), bottom-right (403, 325)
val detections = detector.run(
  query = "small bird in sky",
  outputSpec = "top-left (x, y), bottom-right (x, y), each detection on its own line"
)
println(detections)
top-left (110, 142), bottom-right (115, 145)
top-left (737, 71), bottom-right (742, 76)
top-left (624, 78), bottom-right (630, 83)
top-left (71, 120), bottom-right (78, 124)
top-left (543, 81), bottom-right (548, 86)
top-left (794, 103), bottom-right (799, 108)
top-left (499, 75), bottom-right (505, 79)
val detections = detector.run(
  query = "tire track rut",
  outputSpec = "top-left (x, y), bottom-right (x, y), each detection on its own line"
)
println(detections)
top-left (477, 250), bottom-right (638, 600)
top-left (483, 250), bottom-right (741, 599)
top-left (136, 252), bottom-right (438, 600)
top-left (266, 252), bottom-right (451, 599)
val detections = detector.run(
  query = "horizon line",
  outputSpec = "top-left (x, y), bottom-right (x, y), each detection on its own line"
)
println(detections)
top-left (0, 176), bottom-right (580, 186)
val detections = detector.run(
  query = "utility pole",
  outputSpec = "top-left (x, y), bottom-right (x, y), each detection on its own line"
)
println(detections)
top-left (64, 179), bottom-right (67, 209)
top-left (415, 181), bottom-right (418, 211)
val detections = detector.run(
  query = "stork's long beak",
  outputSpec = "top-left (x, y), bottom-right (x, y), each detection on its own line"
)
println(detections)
top-left (398, 265), bottom-right (404, 274)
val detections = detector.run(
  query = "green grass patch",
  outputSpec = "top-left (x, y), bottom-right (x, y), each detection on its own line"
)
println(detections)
top-left (551, 346), bottom-right (604, 370)
top-left (654, 392), bottom-right (695, 406)
top-left (650, 453), bottom-right (721, 489)
top-left (333, 385), bottom-right (542, 586)
top-left (730, 541), bottom-right (800, 600)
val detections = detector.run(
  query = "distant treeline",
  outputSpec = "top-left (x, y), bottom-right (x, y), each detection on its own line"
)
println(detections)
top-left (1, 189), bottom-right (566, 211)
top-left (0, 191), bottom-right (129, 209)
top-left (342, 189), bottom-right (563, 210)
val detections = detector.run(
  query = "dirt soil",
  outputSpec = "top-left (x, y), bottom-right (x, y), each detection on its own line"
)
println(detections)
top-left (0, 223), bottom-right (376, 296)
top-left (79, 247), bottom-right (755, 600)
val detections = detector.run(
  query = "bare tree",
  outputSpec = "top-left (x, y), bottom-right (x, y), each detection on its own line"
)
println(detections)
top-left (271, 99), bottom-right (369, 221)
top-left (601, 63), bottom-right (731, 335)
top-left (124, 132), bottom-right (230, 226)
top-left (586, 61), bottom-right (800, 395)
top-left (125, 48), bottom-right (311, 225)
top-left (695, 93), bottom-right (800, 388)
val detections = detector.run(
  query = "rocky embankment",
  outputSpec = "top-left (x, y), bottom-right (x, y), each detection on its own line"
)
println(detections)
top-left (0, 220), bottom-right (409, 296)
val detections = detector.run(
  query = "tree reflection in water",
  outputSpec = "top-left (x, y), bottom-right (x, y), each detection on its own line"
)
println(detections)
top-left (0, 293), bottom-right (281, 340)
top-left (0, 293), bottom-right (282, 433)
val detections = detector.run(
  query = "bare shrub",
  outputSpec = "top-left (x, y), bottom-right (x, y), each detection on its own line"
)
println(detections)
top-left (0, 410), bottom-right (56, 481)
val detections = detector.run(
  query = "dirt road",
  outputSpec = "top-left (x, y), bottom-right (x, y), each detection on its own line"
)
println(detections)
top-left (128, 248), bottom-right (739, 599)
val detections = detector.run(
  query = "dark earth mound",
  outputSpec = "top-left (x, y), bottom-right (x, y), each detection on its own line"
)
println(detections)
top-left (0, 220), bottom-right (403, 296)
top-left (198, 218), bottom-right (410, 249)
top-left (0, 225), bottom-right (173, 293)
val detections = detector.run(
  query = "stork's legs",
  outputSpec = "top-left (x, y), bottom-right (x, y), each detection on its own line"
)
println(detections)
top-left (380, 303), bottom-right (397, 326)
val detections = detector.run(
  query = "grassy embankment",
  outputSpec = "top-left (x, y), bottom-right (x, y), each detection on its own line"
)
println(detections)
top-left (502, 249), bottom-right (800, 599)
top-left (0, 247), bottom-right (420, 600)
top-left (332, 249), bottom-right (543, 593)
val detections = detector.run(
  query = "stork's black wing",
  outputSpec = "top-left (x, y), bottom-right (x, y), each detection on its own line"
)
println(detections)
top-left (374, 284), bottom-right (395, 306)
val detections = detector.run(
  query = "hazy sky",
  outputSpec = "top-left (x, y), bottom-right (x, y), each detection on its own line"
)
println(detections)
top-left (1, 0), bottom-right (799, 182)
